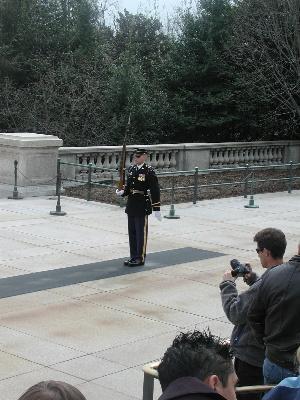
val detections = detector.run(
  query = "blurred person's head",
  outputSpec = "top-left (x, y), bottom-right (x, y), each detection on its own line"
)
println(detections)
top-left (254, 228), bottom-right (286, 268)
top-left (158, 330), bottom-right (237, 400)
top-left (17, 381), bottom-right (87, 400)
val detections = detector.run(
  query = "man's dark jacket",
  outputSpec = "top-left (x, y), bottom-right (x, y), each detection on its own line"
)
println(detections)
top-left (158, 377), bottom-right (227, 400)
top-left (248, 255), bottom-right (300, 371)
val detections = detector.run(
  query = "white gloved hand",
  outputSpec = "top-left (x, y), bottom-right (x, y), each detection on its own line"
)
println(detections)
top-left (116, 189), bottom-right (124, 196)
top-left (154, 211), bottom-right (162, 221)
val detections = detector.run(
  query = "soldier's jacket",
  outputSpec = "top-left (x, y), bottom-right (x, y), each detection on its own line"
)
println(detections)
top-left (123, 163), bottom-right (160, 216)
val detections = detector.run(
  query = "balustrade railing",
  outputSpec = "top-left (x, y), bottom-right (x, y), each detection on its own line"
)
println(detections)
top-left (59, 145), bottom-right (179, 181)
top-left (209, 144), bottom-right (285, 167)
top-left (58, 141), bottom-right (300, 181)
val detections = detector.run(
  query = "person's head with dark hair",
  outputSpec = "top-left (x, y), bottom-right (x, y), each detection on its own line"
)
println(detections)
top-left (253, 228), bottom-right (286, 268)
top-left (17, 381), bottom-right (87, 400)
top-left (158, 329), bottom-right (237, 400)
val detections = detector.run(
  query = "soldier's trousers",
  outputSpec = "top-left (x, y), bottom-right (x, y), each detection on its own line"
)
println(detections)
top-left (127, 215), bottom-right (148, 262)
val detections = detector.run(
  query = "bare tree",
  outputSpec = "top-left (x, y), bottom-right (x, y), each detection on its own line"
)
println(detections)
top-left (230, 0), bottom-right (300, 127)
top-left (98, 0), bottom-right (118, 24)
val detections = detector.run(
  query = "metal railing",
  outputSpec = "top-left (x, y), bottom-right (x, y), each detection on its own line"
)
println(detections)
top-left (51, 159), bottom-right (300, 215)
top-left (156, 161), bottom-right (300, 204)
top-left (59, 159), bottom-right (117, 201)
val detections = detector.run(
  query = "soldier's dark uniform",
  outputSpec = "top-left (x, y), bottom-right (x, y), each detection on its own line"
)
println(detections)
top-left (122, 160), bottom-right (160, 266)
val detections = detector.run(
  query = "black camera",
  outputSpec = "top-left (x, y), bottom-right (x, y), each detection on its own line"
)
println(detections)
top-left (230, 259), bottom-right (250, 278)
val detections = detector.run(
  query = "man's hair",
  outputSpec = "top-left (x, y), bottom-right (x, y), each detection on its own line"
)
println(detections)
top-left (17, 381), bottom-right (87, 400)
top-left (157, 329), bottom-right (234, 391)
top-left (253, 228), bottom-right (286, 259)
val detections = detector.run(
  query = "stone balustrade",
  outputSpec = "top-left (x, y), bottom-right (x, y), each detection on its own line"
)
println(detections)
top-left (59, 145), bottom-right (179, 181)
top-left (209, 143), bottom-right (285, 167)
top-left (58, 141), bottom-right (300, 181)
top-left (1, 134), bottom-right (298, 198)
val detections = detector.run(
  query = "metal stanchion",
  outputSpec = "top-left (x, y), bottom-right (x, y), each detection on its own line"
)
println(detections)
top-left (50, 159), bottom-right (66, 216)
top-left (244, 164), bottom-right (250, 198)
top-left (288, 160), bottom-right (293, 194)
top-left (55, 157), bottom-right (60, 196)
top-left (8, 160), bottom-right (23, 199)
top-left (87, 162), bottom-right (92, 201)
top-left (244, 172), bottom-right (259, 208)
top-left (193, 167), bottom-right (199, 204)
top-left (164, 175), bottom-right (180, 219)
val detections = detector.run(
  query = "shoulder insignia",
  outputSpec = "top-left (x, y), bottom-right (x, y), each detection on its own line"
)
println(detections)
top-left (146, 164), bottom-right (155, 175)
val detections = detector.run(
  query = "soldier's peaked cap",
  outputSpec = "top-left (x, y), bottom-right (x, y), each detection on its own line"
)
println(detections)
top-left (134, 148), bottom-right (148, 155)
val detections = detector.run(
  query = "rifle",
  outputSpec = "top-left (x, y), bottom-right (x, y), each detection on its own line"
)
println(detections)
top-left (118, 113), bottom-right (131, 190)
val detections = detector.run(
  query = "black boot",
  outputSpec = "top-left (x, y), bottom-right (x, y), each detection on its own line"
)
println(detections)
top-left (123, 258), bottom-right (135, 266)
top-left (127, 258), bottom-right (144, 267)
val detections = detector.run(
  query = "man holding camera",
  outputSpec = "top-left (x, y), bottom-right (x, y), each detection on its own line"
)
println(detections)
top-left (248, 238), bottom-right (300, 384)
top-left (219, 228), bottom-right (286, 398)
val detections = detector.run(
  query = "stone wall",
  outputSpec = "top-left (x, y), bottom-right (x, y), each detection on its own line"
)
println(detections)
top-left (0, 132), bottom-right (62, 197)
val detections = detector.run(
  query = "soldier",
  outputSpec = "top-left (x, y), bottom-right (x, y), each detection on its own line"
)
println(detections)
top-left (116, 148), bottom-right (161, 267)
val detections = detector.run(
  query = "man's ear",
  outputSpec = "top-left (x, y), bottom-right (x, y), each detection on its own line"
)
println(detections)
top-left (203, 375), bottom-right (220, 391)
top-left (265, 248), bottom-right (271, 258)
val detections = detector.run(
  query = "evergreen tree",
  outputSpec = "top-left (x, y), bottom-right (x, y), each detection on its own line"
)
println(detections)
top-left (162, 0), bottom-right (237, 142)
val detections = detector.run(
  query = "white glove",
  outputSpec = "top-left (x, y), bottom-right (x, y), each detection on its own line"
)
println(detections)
top-left (154, 211), bottom-right (162, 221)
top-left (116, 189), bottom-right (124, 196)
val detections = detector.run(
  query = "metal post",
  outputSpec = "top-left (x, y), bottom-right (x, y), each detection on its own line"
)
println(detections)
top-left (50, 162), bottom-right (66, 216)
top-left (244, 164), bottom-right (249, 199)
top-left (164, 175), bottom-right (180, 219)
top-left (87, 162), bottom-right (92, 201)
top-left (171, 174), bottom-right (175, 204)
top-left (288, 160), bottom-right (293, 194)
top-left (193, 167), bottom-right (199, 204)
top-left (142, 373), bottom-right (155, 400)
top-left (55, 158), bottom-right (60, 196)
top-left (8, 160), bottom-right (23, 199)
top-left (244, 172), bottom-right (259, 208)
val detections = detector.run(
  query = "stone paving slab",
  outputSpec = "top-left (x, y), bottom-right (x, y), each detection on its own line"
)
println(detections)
top-left (51, 354), bottom-right (127, 380)
top-left (77, 381), bottom-right (140, 400)
top-left (93, 330), bottom-right (181, 367)
top-left (0, 326), bottom-right (84, 365)
top-left (0, 351), bottom-right (40, 381)
top-left (91, 366), bottom-right (152, 399)
top-left (0, 190), bottom-right (299, 400)
top-left (0, 297), bottom-right (179, 353)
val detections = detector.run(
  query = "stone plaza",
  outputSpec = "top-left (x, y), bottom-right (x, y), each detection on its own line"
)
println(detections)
top-left (0, 190), bottom-right (299, 399)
